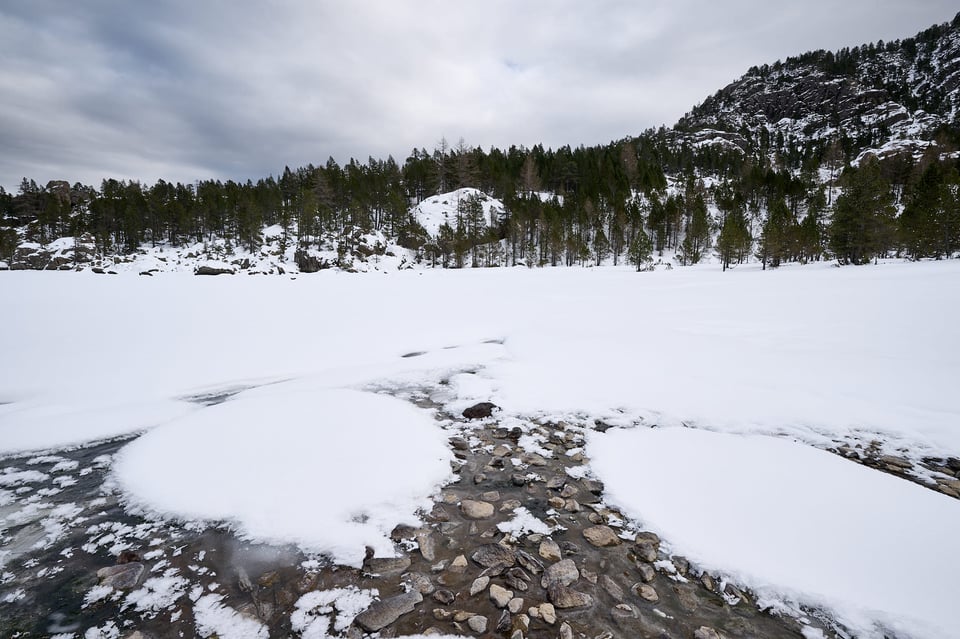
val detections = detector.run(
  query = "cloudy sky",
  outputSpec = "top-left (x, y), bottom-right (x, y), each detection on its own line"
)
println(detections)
top-left (1, 1), bottom-right (956, 191)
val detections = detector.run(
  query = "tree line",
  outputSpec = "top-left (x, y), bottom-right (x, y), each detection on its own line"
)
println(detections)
top-left (1, 129), bottom-right (958, 271)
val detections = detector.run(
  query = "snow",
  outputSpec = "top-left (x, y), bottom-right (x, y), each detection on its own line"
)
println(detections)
top-left (193, 593), bottom-right (268, 639)
top-left (3, 260), bottom-right (960, 635)
top-left (0, 398), bottom-right (196, 455)
top-left (114, 387), bottom-right (455, 566)
top-left (4, 262), bottom-right (958, 460)
top-left (496, 506), bottom-right (553, 536)
top-left (588, 427), bottom-right (960, 638)
top-left (411, 188), bottom-right (505, 237)
top-left (290, 587), bottom-right (377, 639)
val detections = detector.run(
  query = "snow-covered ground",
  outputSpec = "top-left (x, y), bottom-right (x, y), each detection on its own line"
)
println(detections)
top-left (2, 259), bottom-right (960, 637)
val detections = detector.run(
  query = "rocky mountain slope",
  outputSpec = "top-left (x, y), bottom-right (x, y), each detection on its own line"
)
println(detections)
top-left (678, 13), bottom-right (960, 164)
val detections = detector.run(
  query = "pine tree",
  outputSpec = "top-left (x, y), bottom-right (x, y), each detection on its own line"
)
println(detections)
top-left (716, 206), bottom-right (752, 271)
top-left (627, 228), bottom-right (653, 271)
top-left (829, 156), bottom-right (896, 264)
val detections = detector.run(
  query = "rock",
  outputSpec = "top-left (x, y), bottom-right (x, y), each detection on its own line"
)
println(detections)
top-left (546, 476), bottom-right (566, 490)
top-left (427, 504), bottom-right (450, 522)
top-left (497, 609), bottom-right (512, 633)
top-left (515, 550), bottom-right (544, 575)
top-left (580, 568), bottom-right (598, 584)
top-left (611, 603), bottom-right (640, 621)
top-left (416, 531), bottom-right (438, 561)
top-left (583, 525), bottom-right (621, 547)
top-left (449, 436), bottom-right (470, 450)
top-left (559, 621), bottom-right (574, 639)
top-left (364, 557), bottom-right (411, 577)
top-left (637, 563), bottom-right (656, 583)
top-left (481, 490), bottom-right (501, 502)
top-left (505, 573), bottom-right (529, 592)
top-left (453, 611), bottom-right (474, 622)
top-left (634, 541), bottom-right (658, 563)
top-left (354, 591), bottom-right (423, 632)
top-left (633, 583), bottom-right (659, 603)
top-left (701, 573), bottom-right (716, 591)
top-left (463, 402), bottom-right (498, 419)
top-left (471, 544), bottom-right (516, 569)
top-left (432, 589), bottom-right (456, 605)
top-left (97, 562), bottom-right (145, 589)
top-left (673, 556), bottom-right (690, 576)
top-left (674, 584), bottom-right (699, 612)
top-left (195, 265), bottom-right (235, 275)
top-left (559, 541), bottom-right (581, 556)
top-left (723, 582), bottom-right (745, 602)
top-left (599, 574), bottom-right (624, 600)
top-left (541, 558), bottom-right (579, 588)
top-left (294, 249), bottom-right (330, 273)
top-left (460, 499), bottom-right (495, 519)
top-left (470, 576), bottom-right (490, 596)
top-left (880, 455), bottom-right (912, 469)
top-left (500, 499), bottom-right (522, 512)
top-left (490, 583), bottom-right (514, 608)
top-left (511, 613), bottom-right (530, 634)
top-left (511, 473), bottom-right (528, 486)
top-left (467, 615), bottom-right (488, 633)
top-left (694, 627), bottom-right (722, 639)
top-left (560, 484), bottom-right (579, 498)
top-left (539, 538), bottom-right (562, 562)
top-left (525, 453), bottom-right (548, 466)
top-left (402, 572), bottom-right (435, 595)
top-left (492, 444), bottom-right (512, 457)
top-left (508, 597), bottom-right (524, 614)
top-left (547, 583), bottom-right (594, 609)
top-left (448, 554), bottom-right (468, 573)
top-left (510, 630), bottom-right (523, 639)
top-left (636, 531), bottom-right (662, 547)
top-left (539, 602), bottom-right (557, 625)
top-left (548, 496), bottom-right (566, 509)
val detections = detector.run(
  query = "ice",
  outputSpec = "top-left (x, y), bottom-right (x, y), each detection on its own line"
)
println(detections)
top-left (588, 427), bottom-right (960, 638)
top-left (114, 386), bottom-right (455, 566)
top-left (193, 593), bottom-right (268, 639)
top-left (290, 587), bottom-right (378, 638)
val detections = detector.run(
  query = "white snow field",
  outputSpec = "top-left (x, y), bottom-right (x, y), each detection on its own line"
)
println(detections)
top-left (589, 427), bottom-right (960, 639)
top-left (2, 260), bottom-right (960, 636)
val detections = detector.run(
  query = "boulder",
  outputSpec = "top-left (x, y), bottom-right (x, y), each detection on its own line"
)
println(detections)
top-left (354, 591), bottom-right (423, 632)
top-left (583, 525), bottom-right (622, 547)
top-left (462, 402), bottom-right (499, 419)
top-left (195, 265), bottom-right (235, 275)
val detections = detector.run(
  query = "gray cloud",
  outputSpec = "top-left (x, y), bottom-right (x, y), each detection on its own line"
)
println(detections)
top-left (0, 0), bottom-right (956, 191)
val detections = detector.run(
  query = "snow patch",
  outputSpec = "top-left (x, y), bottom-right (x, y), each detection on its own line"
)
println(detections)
top-left (114, 386), bottom-right (454, 566)
top-left (588, 427), bottom-right (960, 638)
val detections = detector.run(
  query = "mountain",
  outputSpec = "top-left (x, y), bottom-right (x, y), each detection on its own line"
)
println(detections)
top-left (677, 13), bottom-right (960, 165)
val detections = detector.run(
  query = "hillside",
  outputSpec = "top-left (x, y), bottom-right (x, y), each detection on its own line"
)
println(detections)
top-left (678, 13), bottom-right (960, 165)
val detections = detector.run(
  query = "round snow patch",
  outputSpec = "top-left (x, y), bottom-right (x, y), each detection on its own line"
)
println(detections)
top-left (115, 387), bottom-right (453, 566)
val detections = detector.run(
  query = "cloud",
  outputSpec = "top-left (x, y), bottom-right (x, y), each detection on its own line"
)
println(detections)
top-left (0, 0), bottom-right (956, 190)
